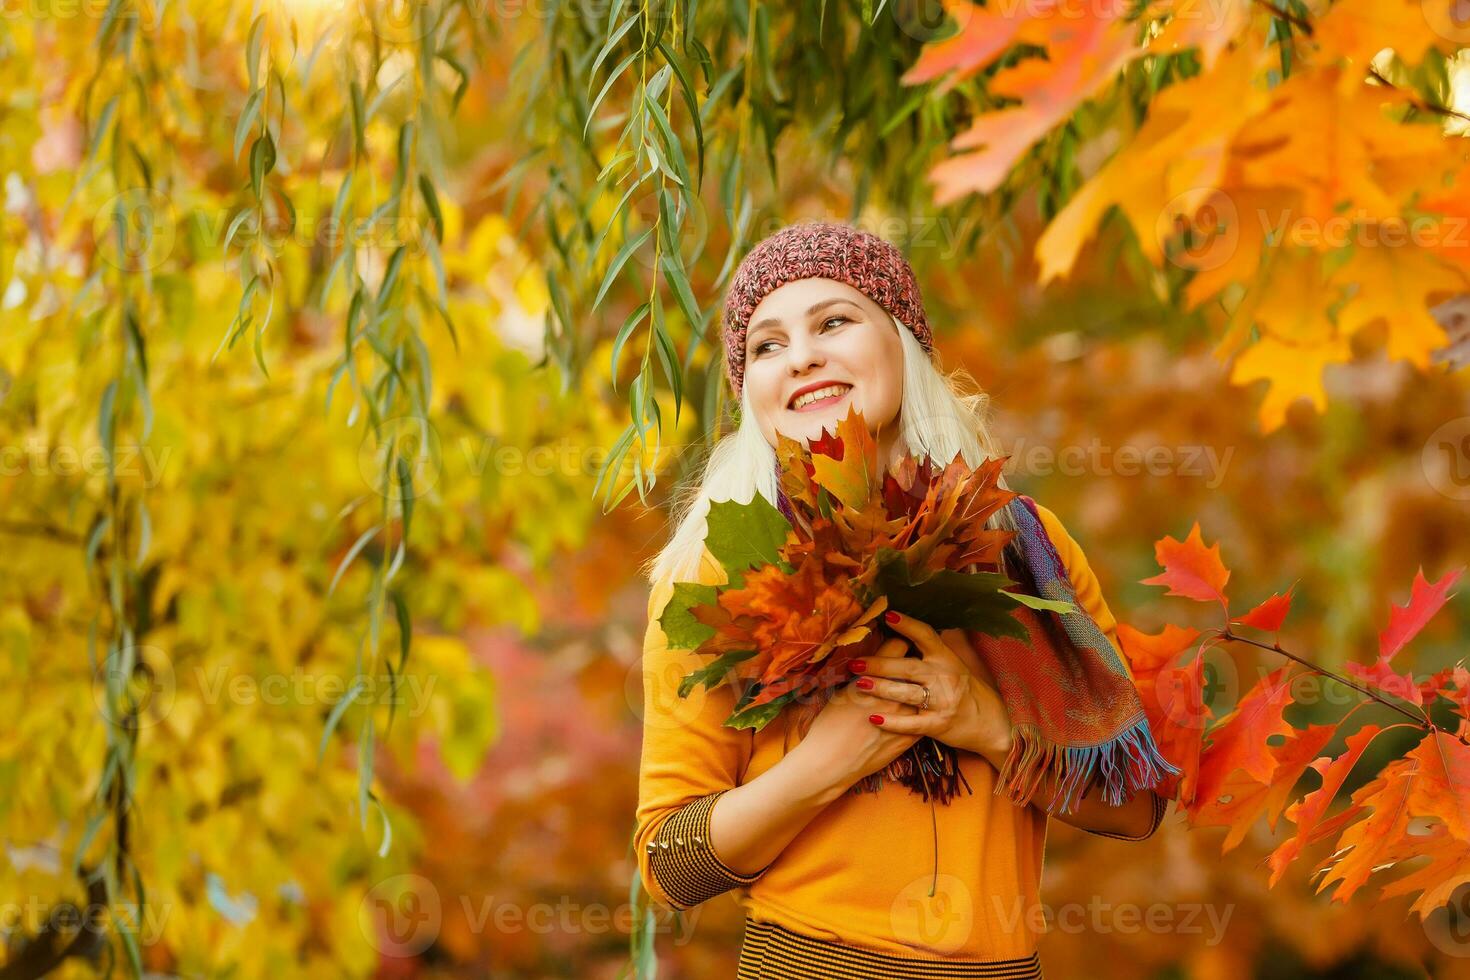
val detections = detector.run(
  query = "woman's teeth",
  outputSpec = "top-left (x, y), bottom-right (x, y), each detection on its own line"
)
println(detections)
top-left (791, 384), bottom-right (852, 410)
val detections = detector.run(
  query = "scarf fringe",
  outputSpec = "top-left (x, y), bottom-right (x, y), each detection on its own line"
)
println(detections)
top-left (847, 737), bottom-right (975, 804)
top-left (995, 714), bottom-right (1182, 815)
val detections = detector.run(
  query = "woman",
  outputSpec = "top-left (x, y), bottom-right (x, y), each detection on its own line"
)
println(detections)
top-left (635, 220), bottom-right (1170, 978)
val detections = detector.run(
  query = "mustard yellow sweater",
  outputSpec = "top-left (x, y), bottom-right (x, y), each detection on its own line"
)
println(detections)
top-left (635, 503), bottom-right (1164, 977)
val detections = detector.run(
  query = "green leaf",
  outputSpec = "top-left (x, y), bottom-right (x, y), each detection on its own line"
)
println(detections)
top-left (704, 496), bottom-right (791, 579)
top-left (358, 716), bottom-right (375, 831)
top-left (657, 38), bottom-right (705, 188)
top-left (248, 131), bottom-right (276, 200)
top-left (593, 227), bottom-right (652, 309)
top-left (1005, 590), bottom-right (1075, 614)
top-left (317, 676), bottom-right (365, 765)
top-left (657, 581), bottom-right (719, 648)
top-left (870, 549), bottom-right (1033, 637)
top-left (378, 245), bottom-right (407, 302)
top-left (246, 14), bottom-right (266, 90)
top-left (649, 299), bottom-right (683, 422)
top-left (350, 80), bottom-right (366, 158)
top-left (609, 301), bottom-right (651, 392)
top-left (587, 49), bottom-right (639, 139)
top-left (643, 93), bottom-right (691, 189)
top-left (418, 174), bottom-right (444, 241)
top-left (678, 648), bottom-right (757, 697)
top-left (329, 525), bottom-right (381, 596)
top-left (726, 688), bottom-right (798, 731)
top-left (234, 88), bottom-right (264, 161)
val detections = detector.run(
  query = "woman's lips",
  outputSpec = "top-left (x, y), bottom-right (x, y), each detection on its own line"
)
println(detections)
top-left (789, 386), bottom-right (852, 413)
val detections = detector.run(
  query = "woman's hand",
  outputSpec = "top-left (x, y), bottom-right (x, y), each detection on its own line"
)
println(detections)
top-left (785, 636), bottom-right (925, 793)
top-left (855, 610), bottom-right (1015, 770)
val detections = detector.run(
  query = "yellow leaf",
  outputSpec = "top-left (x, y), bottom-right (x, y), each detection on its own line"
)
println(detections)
top-left (1331, 243), bottom-right (1468, 367)
top-left (1229, 334), bottom-right (1352, 432)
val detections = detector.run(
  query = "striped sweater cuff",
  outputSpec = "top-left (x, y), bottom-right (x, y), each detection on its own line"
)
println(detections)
top-left (645, 789), bottom-right (771, 909)
top-left (1082, 790), bottom-right (1169, 841)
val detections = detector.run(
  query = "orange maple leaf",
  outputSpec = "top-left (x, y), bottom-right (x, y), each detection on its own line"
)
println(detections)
top-left (1140, 521), bottom-right (1231, 609)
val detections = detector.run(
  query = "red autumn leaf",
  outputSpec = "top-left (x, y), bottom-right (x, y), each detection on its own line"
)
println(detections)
top-left (1140, 521), bottom-right (1231, 608)
top-left (1267, 723), bottom-right (1387, 886)
top-left (1193, 664), bottom-right (1300, 789)
top-left (1134, 519), bottom-right (1470, 917)
top-left (1379, 566), bottom-right (1463, 662)
top-left (1310, 726), bottom-right (1470, 909)
top-left (1118, 623), bottom-right (1207, 805)
top-left (1377, 822), bottom-right (1470, 917)
top-left (1404, 728), bottom-right (1470, 841)
top-left (1312, 753), bottom-right (1419, 904)
top-left (1345, 566), bottom-right (1464, 707)
top-left (1233, 582), bottom-right (1296, 633)
top-left (1190, 721), bottom-right (1341, 854)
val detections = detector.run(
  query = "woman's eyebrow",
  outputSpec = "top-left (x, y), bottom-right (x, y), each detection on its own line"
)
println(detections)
top-left (747, 298), bottom-right (855, 341)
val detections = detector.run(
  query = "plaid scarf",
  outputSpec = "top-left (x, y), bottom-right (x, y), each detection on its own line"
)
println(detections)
top-left (834, 493), bottom-right (1181, 815)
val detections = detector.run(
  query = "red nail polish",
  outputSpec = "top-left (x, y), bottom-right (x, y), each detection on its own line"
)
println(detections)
top-left (855, 677), bottom-right (874, 690)
top-left (885, 610), bottom-right (900, 624)
top-left (869, 714), bottom-right (884, 725)
top-left (849, 659), bottom-right (866, 673)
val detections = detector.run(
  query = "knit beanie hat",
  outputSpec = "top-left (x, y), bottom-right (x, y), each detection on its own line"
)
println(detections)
top-left (722, 220), bottom-right (934, 399)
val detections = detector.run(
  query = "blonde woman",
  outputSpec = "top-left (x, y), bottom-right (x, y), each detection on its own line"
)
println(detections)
top-left (635, 220), bottom-right (1173, 978)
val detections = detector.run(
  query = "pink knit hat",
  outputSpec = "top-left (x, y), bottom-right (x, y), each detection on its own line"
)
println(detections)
top-left (722, 220), bottom-right (934, 398)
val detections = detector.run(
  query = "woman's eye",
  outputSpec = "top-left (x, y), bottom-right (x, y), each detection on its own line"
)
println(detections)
top-left (751, 317), bottom-right (846, 357)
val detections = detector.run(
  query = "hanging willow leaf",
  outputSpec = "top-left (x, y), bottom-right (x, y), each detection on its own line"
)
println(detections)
top-left (418, 174), bottom-right (444, 241)
top-left (593, 227), bottom-right (652, 309)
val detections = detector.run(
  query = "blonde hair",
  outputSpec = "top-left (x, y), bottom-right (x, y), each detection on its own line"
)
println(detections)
top-left (641, 312), bottom-right (1022, 589)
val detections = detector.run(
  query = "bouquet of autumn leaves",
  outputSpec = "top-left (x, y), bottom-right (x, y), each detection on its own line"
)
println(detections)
top-left (658, 405), bottom-right (1074, 734)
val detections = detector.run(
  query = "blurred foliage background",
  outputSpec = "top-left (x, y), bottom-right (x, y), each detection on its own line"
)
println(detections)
top-left (2, 0), bottom-right (1470, 977)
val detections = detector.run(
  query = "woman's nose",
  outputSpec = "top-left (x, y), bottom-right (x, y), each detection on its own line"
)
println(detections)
top-left (785, 334), bottom-right (824, 374)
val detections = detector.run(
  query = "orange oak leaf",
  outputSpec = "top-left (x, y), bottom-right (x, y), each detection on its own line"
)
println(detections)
top-left (1144, 0), bottom-right (1252, 70)
top-left (1268, 723), bottom-right (1387, 886)
top-left (899, 0), bottom-right (1029, 91)
top-left (1345, 566), bottom-right (1464, 707)
top-left (1404, 728), bottom-right (1470, 842)
top-left (916, 1), bottom-right (1143, 202)
top-left (1311, 753), bottom-right (1418, 904)
top-left (1228, 331), bottom-right (1353, 433)
top-left (1190, 721), bottom-right (1341, 854)
top-left (1118, 623), bottom-right (1207, 805)
top-left (1233, 583), bottom-right (1296, 634)
top-left (1378, 566), bottom-right (1463, 662)
top-left (1193, 664), bottom-right (1300, 791)
top-left (1140, 521), bottom-right (1231, 608)
top-left (1311, 723), bottom-right (1470, 913)
top-left (1376, 822), bottom-right (1470, 917)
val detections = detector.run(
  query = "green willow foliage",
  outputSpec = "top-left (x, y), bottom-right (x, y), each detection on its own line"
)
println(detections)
top-left (52, 1), bottom-right (485, 974)
top-left (75, 1), bottom-right (169, 972)
top-left (510, 0), bottom-right (995, 512)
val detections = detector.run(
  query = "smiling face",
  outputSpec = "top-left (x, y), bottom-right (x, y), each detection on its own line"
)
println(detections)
top-left (741, 277), bottom-right (905, 458)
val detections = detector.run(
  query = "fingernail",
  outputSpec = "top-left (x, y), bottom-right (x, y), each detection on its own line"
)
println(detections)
top-left (885, 611), bottom-right (900, 624)
top-left (855, 677), bottom-right (874, 690)
top-left (849, 659), bottom-right (867, 673)
top-left (869, 714), bottom-right (884, 725)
